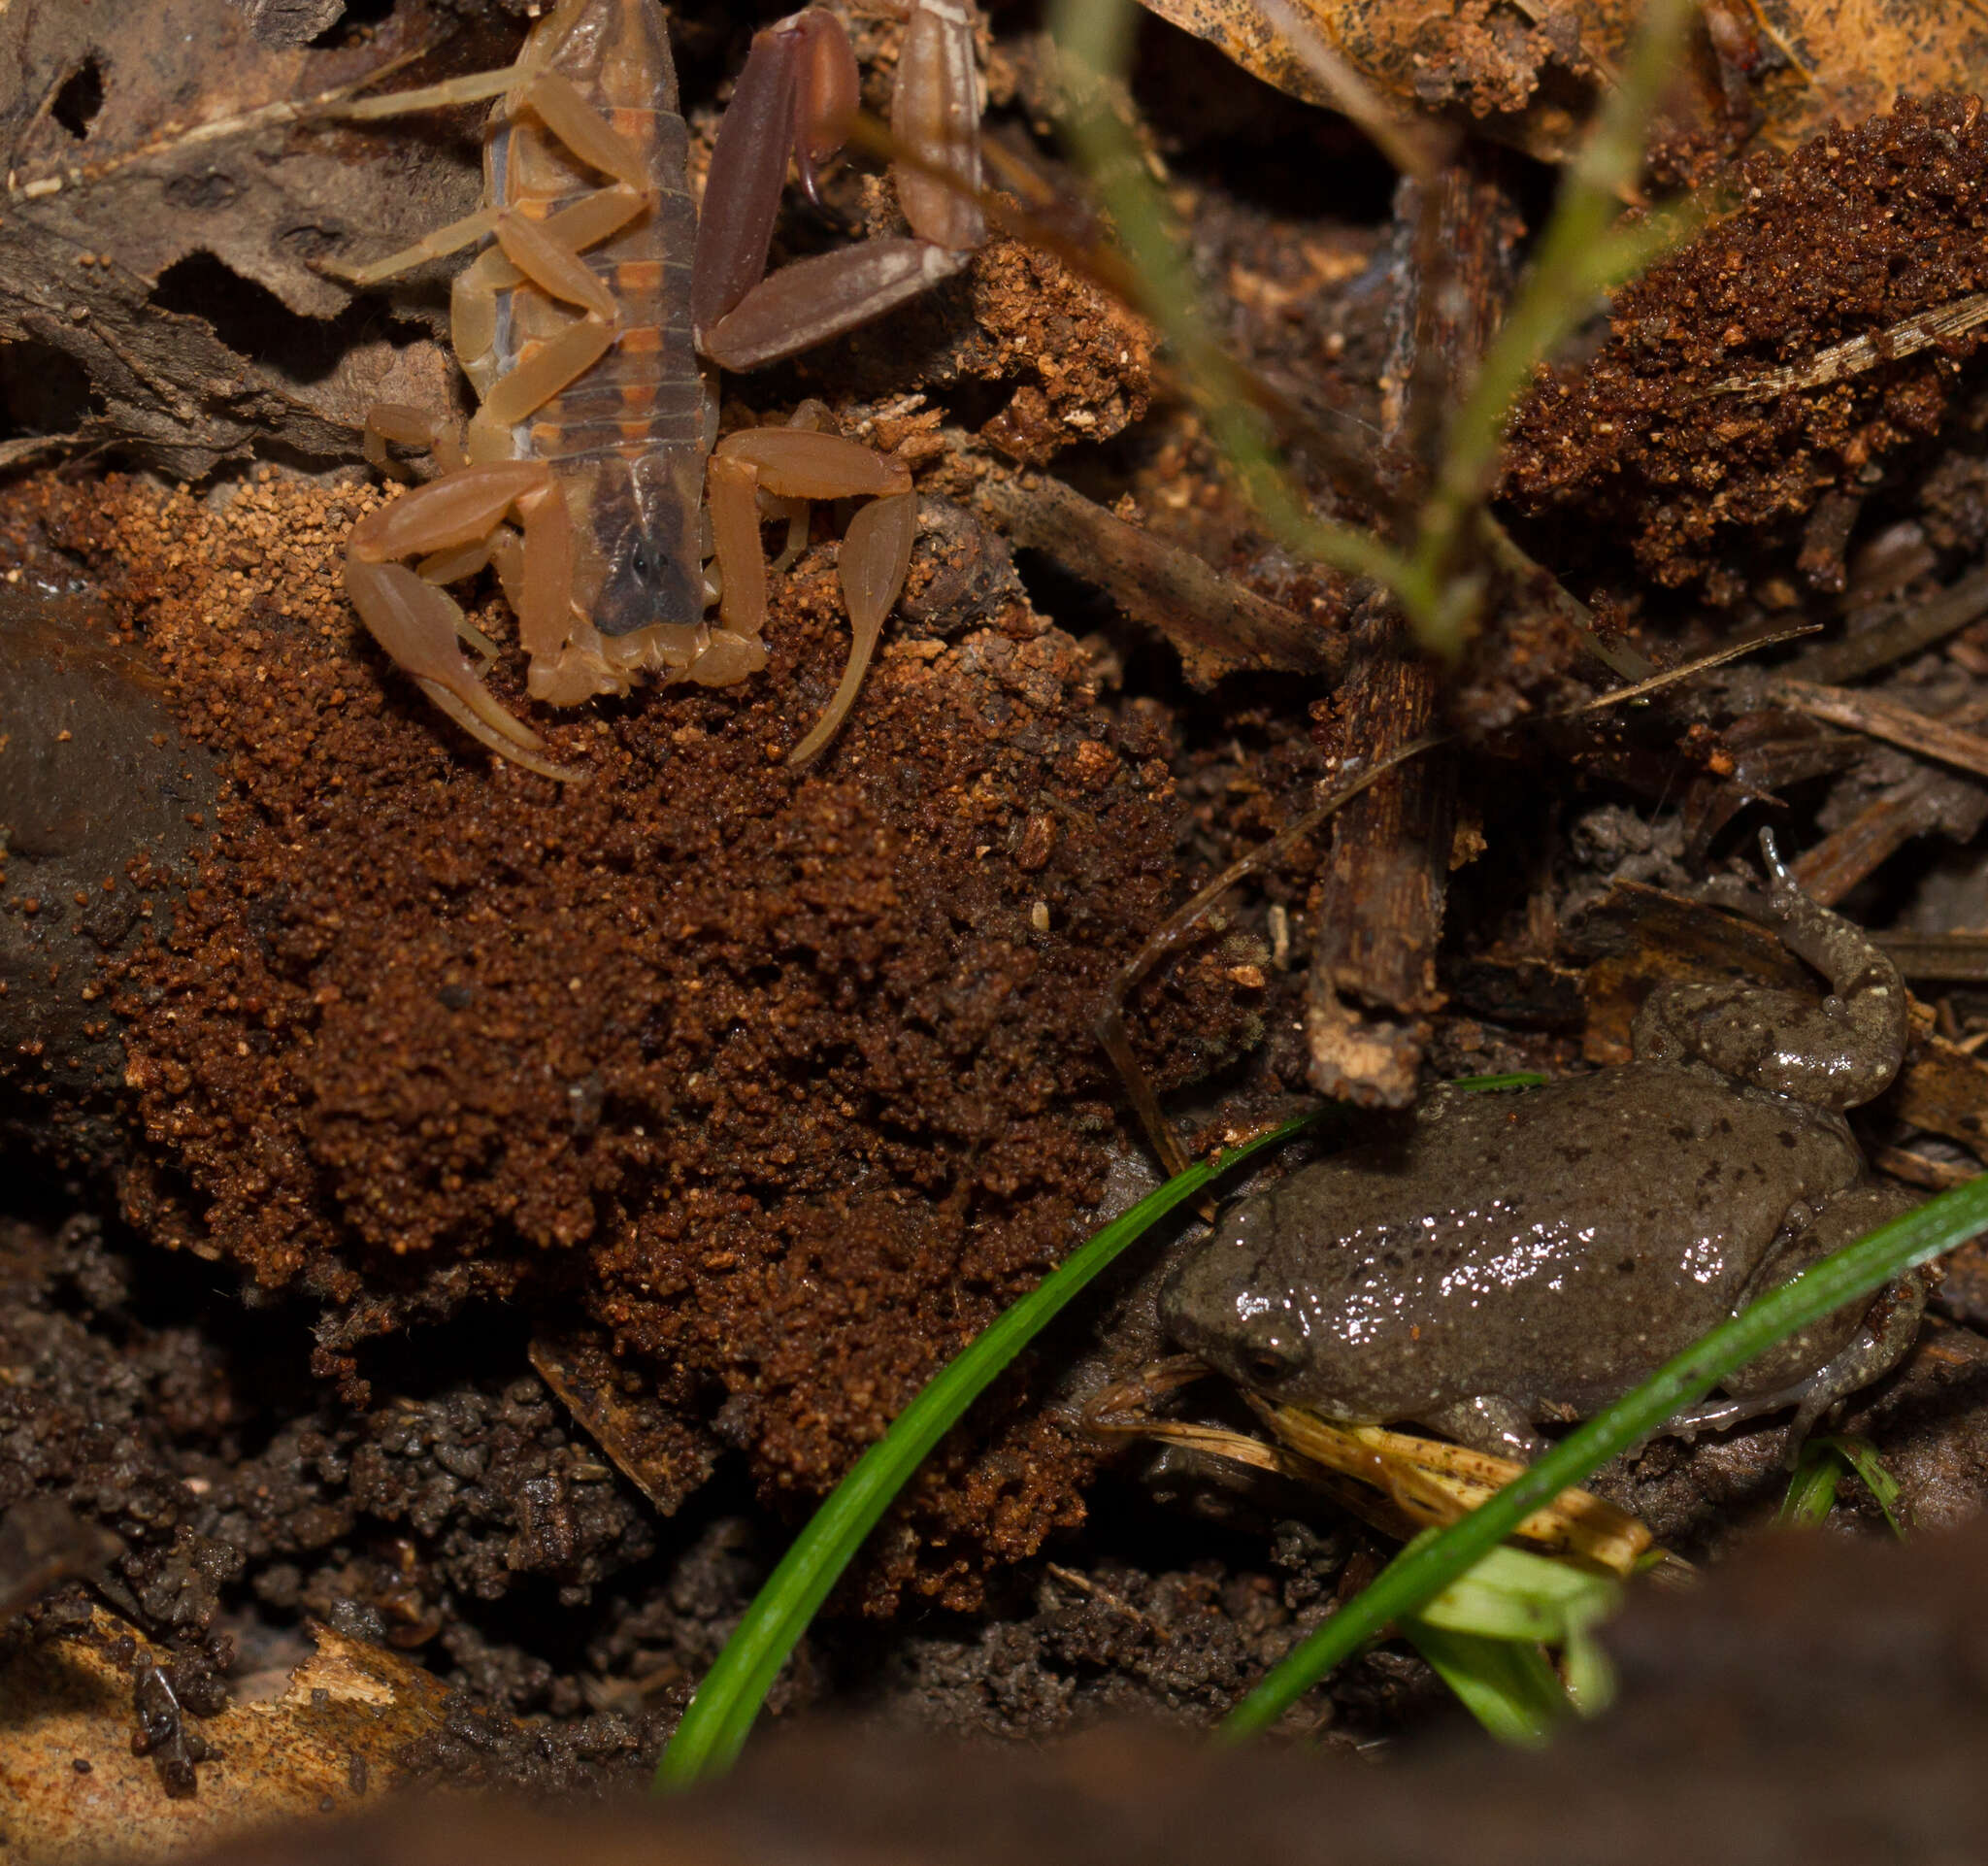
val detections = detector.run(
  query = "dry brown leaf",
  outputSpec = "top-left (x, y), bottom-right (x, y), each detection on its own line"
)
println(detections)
top-left (1135, 0), bottom-right (1988, 165)
top-left (0, 1608), bottom-right (467, 1865)
top-left (0, 0), bottom-right (487, 475)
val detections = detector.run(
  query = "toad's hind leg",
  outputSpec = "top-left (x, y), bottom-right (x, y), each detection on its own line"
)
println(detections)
top-left (1632, 830), bottom-right (1909, 1109)
top-left (1673, 1181), bottom-right (1927, 1461)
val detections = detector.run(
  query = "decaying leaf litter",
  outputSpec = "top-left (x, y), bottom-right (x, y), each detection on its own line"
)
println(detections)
top-left (13, 0), bottom-right (1988, 1840)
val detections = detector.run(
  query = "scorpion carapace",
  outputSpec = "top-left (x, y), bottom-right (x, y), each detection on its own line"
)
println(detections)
top-left (328, 0), bottom-right (982, 779)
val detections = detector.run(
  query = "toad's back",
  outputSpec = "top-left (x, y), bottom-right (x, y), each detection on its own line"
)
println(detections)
top-left (1179, 1066), bottom-right (1861, 1420)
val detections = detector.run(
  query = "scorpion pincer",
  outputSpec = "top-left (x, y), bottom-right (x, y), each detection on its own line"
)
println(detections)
top-left (325, 0), bottom-right (984, 780)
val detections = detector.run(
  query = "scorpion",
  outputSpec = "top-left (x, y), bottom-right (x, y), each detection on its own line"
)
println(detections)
top-left (325, 0), bottom-right (984, 781)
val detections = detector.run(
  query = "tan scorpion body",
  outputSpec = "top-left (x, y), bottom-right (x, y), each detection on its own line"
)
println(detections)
top-left (328, 0), bottom-right (983, 779)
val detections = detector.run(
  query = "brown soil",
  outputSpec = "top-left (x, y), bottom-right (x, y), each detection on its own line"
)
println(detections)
top-left (1508, 93), bottom-right (1988, 605)
top-left (5, 464), bottom-right (1269, 1612)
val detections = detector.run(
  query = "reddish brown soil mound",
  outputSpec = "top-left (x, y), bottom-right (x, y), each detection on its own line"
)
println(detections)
top-left (11, 473), bottom-right (1255, 1604)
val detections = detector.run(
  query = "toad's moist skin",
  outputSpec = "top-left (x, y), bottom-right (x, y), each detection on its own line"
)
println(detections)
top-left (1164, 841), bottom-right (1924, 1458)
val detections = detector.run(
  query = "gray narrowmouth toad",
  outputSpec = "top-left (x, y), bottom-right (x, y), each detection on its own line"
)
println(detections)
top-left (1163, 835), bottom-right (1925, 1459)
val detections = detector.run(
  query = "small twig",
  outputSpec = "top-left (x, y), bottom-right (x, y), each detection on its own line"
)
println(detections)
top-left (972, 469), bottom-right (1339, 680)
top-left (1574, 623), bottom-right (1818, 713)
top-left (1707, 292), bottom-right (1988, 400)
top-left (1769, 678), bottom-right (1988, 784)
top-left (0, 432), bottom-right (83, 473)
top-left (1099, 615), bottom-right (1818, 1173)
top-left (1097, 734), bottom-right (1447, 1179)
top-left (1043, 1564), bottom-right (1166, 1638)
top-left (1480, 518), bottom-right (1654, 683)
top-left (4, 48), bottom-right (435, 204)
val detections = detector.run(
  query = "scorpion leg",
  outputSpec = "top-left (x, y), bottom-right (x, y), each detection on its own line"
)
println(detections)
top-left (324, 51), bottom-right (652, 402)
top-left (317, 207), bottom-right (505, 290)
top-left (362, 402), bottom-right (466, 480)
top-left (891, 0), bottom-right (983, 251)
top-left (712, 427), bottom-right (915, 762)
top-left (331, 59), bottom-right (649, 188)
top-left (707, 453), bottom-right (768, 646)
top-left (346, 463), bottom-right (582, 782)
top-left (695, 4), bottom-right (980, 373)
top-left (787, 489), bottom-right (915, 764)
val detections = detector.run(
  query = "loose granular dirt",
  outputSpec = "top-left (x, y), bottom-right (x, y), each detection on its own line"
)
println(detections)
top-left (2, 465), bottom-right (1264, 1610)
top-left (1507, 93), bottom-right (1988, 606)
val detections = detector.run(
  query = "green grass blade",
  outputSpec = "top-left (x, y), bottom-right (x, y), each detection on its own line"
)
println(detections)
top-left (1830, 1433), bottom-right (1905, 1535)
top-left (1778, 1438), bottom-right (1842, 1527)
top-left (1401, 1621), bottom-right (1568, 1748)
top-left (1402, 1541), bottom-right (1617, 1742)
top-left (1790, 1433), bottom-right (1905, 1537)
top-left (1413, 1542), bottom-right (1619, 1645)
top-left (654, 1114), bottom-right (1318, 1791)
top-left (1216, 1172), bottom-right (1988, 1742)
top-left (1559, 1624), bottom-right (1617, 1717)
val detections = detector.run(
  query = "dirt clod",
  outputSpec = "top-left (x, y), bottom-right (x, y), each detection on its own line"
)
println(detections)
top-left (1508, 95), bottom-right (1988, 604)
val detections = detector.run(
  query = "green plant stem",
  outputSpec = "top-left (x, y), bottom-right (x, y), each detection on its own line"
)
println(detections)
top-left (654, 1114), bottom-right (1318, 1791)
top-left (1217, 1172), bottom-right (1988, 1741)
top-left (1046, 0), bottom-right (1415, 600)
top-left (1050, 0), bottom-right (1696, 660)
top-left (1407, 0), bottom-right (1694, 640)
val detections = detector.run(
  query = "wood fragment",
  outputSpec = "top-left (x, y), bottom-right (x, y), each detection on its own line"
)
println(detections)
top-left (1305, 601), bottom-right (1453, 1105)
top-left (0, 0), bottom-right (480, 476)
top-left (1786, 565), bottom-right (1988, 687)
top-left (1708, 290), bottom-right (1988, 400)
top-left (0, 1608), bottom-right (474, 1861)
top-left (970, 469), bottom-right (1339, 683)
top-left (1872, 1145), bottom-right (1976, 1191)
top-left (1084, 1362), bottom-right (1650, 1573)
top-left (1787, 768), bottom-right (1988, 908)
top-left (1887, 1029), bottom-right (1988, 1163)
top-left (1769, 677), bottom-right (1988, 784)
top-left (1575, 882), bottom-right (1810, 1064)
top-left (1871, 933), bottom-right (1988, 985)
top-left (1306, 156), bottom-right (1513, 1105)
top-left (1097, 734), bottom-right (1446, 1177)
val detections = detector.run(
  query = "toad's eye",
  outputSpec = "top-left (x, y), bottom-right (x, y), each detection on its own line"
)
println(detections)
top-left (1242, 1336), bottom-right (1303, 1385)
